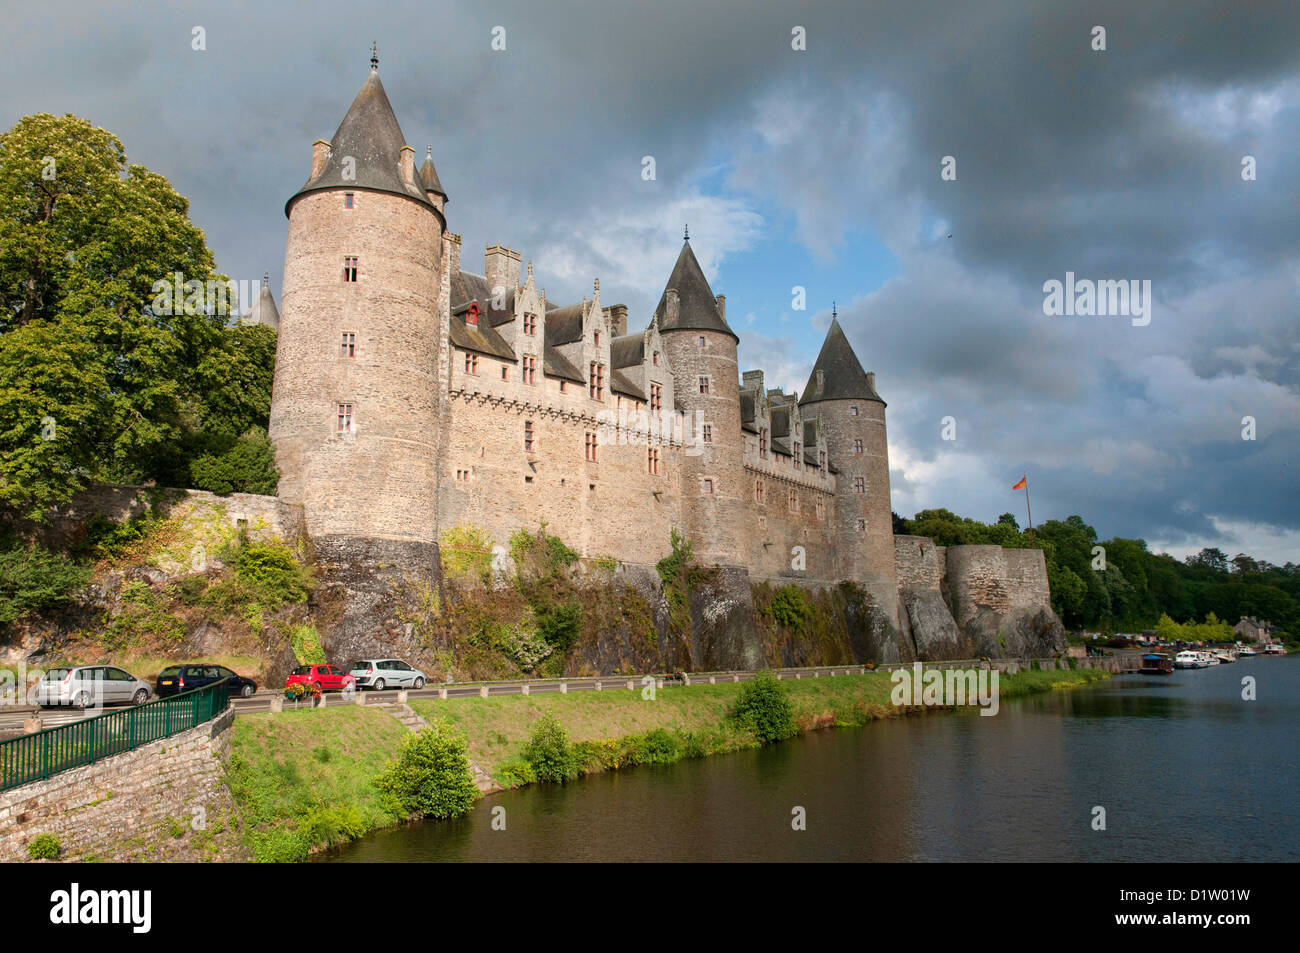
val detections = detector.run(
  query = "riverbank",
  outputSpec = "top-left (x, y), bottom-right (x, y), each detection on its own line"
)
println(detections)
top-left (224, 666), bottom-right (1109, 861)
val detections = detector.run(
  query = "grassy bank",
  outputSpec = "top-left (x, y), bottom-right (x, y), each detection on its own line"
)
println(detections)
top-left (225, 667), bottom-right (1109, 860)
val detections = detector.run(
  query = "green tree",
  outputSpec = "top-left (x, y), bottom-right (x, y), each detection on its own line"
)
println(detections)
top-left (729, 670), bottom-right (796, 743)
top-left (0, 113), bottom-right (232, 519)
top-left (373, 721), bottom-right (479, 819)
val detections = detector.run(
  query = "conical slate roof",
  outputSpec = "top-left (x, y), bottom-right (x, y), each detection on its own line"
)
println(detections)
top-left (652, 240), bottom-right (737, 341)
top-left (287, 67), bottom-right (434, 214)
top-left (242, 278), bottom-right (280, 331)
top-left (799, 317), bottom-right (883, 406)
top-left (419, 146), bottom-right (446, 198)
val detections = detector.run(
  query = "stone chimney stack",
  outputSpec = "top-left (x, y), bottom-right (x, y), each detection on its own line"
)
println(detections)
top-left (446, 233), bottom-right (462, 277)
top-left (398, 145), bottom-right (417, 190)
top-left (742, 369), bottom-right (765, 392)
top-left (866, 371), bottom-right (876, 392)
top-left (485, 244), bottom-right (522, 294)
top-left (311, 139), bottom-right (331, 179)
top-left (604, 304), bottom-right (628, 336)
top-left (716, 294), bottom-right (726, 322)
top-left (666, 288), bottom-right (680, 325)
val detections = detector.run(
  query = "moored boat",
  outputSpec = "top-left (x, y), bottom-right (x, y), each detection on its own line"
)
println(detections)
top-left (1238, 645), bottom-right (1258, 658)
top-left (1213, 649), bottom-right (1236, 664)
top-left (1264, 643), bottom-right (1287, 655)
top-left (1174, 650), bottom-right (1200, 669)
top-left (1139, 653), bottom-right (1174, 674)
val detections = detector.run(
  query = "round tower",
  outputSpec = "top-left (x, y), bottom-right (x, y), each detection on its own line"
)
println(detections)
top-left (269, 54), bottom-right (445, 569)
top-left (655, 238), bottom-right (745, 566)
top-left (799, 312), bottom-right (902, 658)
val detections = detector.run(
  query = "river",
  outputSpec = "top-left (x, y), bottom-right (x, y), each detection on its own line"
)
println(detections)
top-left (323, 657), bottom-right (1299, 862)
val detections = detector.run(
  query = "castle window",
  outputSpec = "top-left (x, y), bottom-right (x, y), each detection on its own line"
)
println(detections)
top-left (502, 366), bottom-right (509, 380)
top-left (702, 424), bottom-right (713, 444)
top-left (653, 351), bottom-right (660, 366)
top-left (524, 420), bottom-right (535, 452)
top-left (850, 406), bottom-right (859, 416)
top-left (522, 355), bottom-right (536, 385)
top-left (456, 469), bottom-right (470, 482)
top-left (340, 332), bottom-right (355, 358)
top-left (344, 193), bottom-right (355, 209)
top-left (856, 519), bottom-right (866, 532)
top-left (703, 478), bottom-right (713, 495)
top-left (853, 439), bottom-right (863, 454)
top-left (788, 489), bottom-right (799, 513)
top-left (759, 428), bottom-right (767, 459)
top-left (794, 442), bottom-right (801, 469)
top-left (589, 363), bottom-right (605, 400)
top-left (523, 313), bottom-right (537, 335)
top-left (343, 257), bottom-right (358, 282)
top-left (754, 479), bottom-right (764, 503)
top-left (854, 477), bottom-right (865, 494)
top-left (650, 383), bottom-right (662, 412)
top-left (585, 431), bottom-right (598, 462)
top-left (336, 403), bottom-right (352, 433)
top-left (525, 475), bottom-right (534, 484)
top-left (559, 380), bottom-right (567, 393)
top-left (819, 451), bottom-right (826, 469)
top-left (648, 447), bottom-right (660, 475)
top-left (816, 501), bottom-right (824, 520)
top-left (464, 353), bottom-right (478, 375)
top-left (698, 335), bottom-right (706, 348)
top-left (698, 377), bottom-right (710, 395)
top-left (594, 331), bottom-right (600, 346)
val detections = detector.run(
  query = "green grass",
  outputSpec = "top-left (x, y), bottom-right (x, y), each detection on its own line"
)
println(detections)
top-left (225, 705), bottom-right (411, 861)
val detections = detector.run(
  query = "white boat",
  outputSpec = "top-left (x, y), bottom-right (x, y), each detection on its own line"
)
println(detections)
top-left (1238, 646), bottom-right (1258, 658)
top-left (1264, 644), bottom-right (1287, 655)
top-left (1174, 650), bottom-right (1201, 669)
top-left (1213, 650), bottom-right (1236, 664)
top-left (1198, 651), bottom-right (1219, 666)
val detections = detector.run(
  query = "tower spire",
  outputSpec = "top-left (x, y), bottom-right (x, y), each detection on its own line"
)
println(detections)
top-left (683, 223), bottom-right (689, 242)
top-left (370, 41), bottom-right (379, 71)
top-left (832, 301), bottom-right (837, 320)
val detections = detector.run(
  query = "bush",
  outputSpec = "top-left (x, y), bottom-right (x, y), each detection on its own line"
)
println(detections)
top-left (523, 712), bottom-right (578, 783)
top-left (234, 542), bottom-right (312, 606)
top-left (535, 599), bottom-right (583, 651)
top-left (0, 544), bottom-right (91, 623)
top-left (289, 623), bottom-right (325, 665)
top-left (27, 833), bottom-right (60, 859)
top-left (373, 721), bottom-right (479, 819)
top-left (252, 827), bottom-right (309, 863)
top-left (729, 670), bottom-right (796, 743)
top-left (439, 524), bottom-right (495, 585)
top-left (494, 756), bottom-right (537, 788)
top-left (81, 514), bottom-right (155, 560)
top-left (189, 427), bottom-right (280, 496)
top-left (765, 584), bottom-right (813, 631)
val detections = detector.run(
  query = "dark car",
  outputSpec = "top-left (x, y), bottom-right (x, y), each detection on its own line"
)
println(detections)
top-left (155, 663), bottom-right (257, 698)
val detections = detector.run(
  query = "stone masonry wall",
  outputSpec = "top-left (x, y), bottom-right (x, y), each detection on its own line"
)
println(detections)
top-left (0, 706), bottom-right (240, 862)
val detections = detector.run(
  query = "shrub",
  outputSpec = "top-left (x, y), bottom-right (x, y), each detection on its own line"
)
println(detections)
top-left (0, 544), bottom-right (91, 623)
top-left (439, 524), bottom-right (495, 585)
top-left (27, 833), bottom-right (60, 860)
top-left (494, 756), bottom-right (537, 788)
top-left (729, 670), bottom-right (796, 743)
top-left (252, 827), bottom-right (309, 863)
top-left (523, 712), bottom-right (578, 783)
top-left (81, 514), bottom-right (155, 560)
top-left (510, 525), bottom-right (578, 583)
top-left (234, 542), bottom-right (312, 606)
top-left (765, 584), bottom-right (813, 631)
top-left (373, 721), bottom-right (479, 819)
top-left (535, 599), bottom-right (583, 651)
top-left (289, 623), bottom-right (325, 665)
top-left (295, 803), bottom-right (367, 845)
top-left (189, 427), bottom-right (280, 496)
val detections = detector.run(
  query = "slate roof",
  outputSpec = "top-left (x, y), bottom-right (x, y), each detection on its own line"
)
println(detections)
top-left (771, 405), bottom-right (791, 439)
top-left (799, 316), bottom-right (884, 407)
top-left (543, 346), bottom-right (584, 384)
top-left (447, 310), bottom-right (515, 361)
top-left (652, 240), bottom-right (738, 341)
top-left (610, 333), bottom-right (644, 369)
top-left (545, 303), bottom-right (586, 346)
top-left (739, 392), bottom-right (758, 433)
top-left (287, 68), bottom-right (435, 216)
top-left (241, 280), bottom-right (280, 331)
top-left (771, 437), bottom-right (792, 457)
top-left (419, 147), bottom-right (446, 198)
top-left (451, 271), bottom-right (515, 326)
top-left (611, 369), bottom-right (644, 400)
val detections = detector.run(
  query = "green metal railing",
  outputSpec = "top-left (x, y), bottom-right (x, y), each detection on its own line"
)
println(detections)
top-left (0, 678), bottom-right (232, 792)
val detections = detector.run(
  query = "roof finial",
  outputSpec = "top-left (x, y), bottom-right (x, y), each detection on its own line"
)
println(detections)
top-left (262, 272), bottom-right (269, 288)
top-left (832, 301), bottom-right (837, 320)
top-left (370, 42), bottom-right (379, 71)
top-left (683, 223), bottom-right (689, 242)
top-left (426, 144), bottom-right (432, 159)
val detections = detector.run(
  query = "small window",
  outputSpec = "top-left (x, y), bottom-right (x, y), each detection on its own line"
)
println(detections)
top-left (559, 380), bottom-right (567, 393)
top-left (698, 335), bottom-right (705, 348)
top-left (340, 331), bottom-right (356, 358)
top-left (854, 477), bottom-right (865, 494)
top-left (650, 383), bottom-right (662, 411)
top-left (698, 376), bottom-right (710, 395)
top-left (456, 469), bottom-right (470, 482)
top-left (594, 331), bottom-right (600, 346)
top-left (788, 488), bottom-right (799, 512)
top-left (464, 353), bottom-right (478, 375)
top-left (522, 355), bottom-right (536, 385)
top-left (653, 351), bottom-right (660, 366)
top-left (343, 257), bottom-right (358, 282)
top-left (523, 313), bottom-right (537, 335)
top-left (589, 363), bottom-right (605, 400)
top-left (344, 193), bottom-right (355, 209)
top-left (850, 406), bottom-right (858, 416)
top-left (524, 420), bottom-right (535, 452)
top-left (793, 442), bottom-right (801, 469)
top-left (585, 431), bottom-right (598, 462)
top-left (853, 439), bottom-right (863, 454)
top-left (856, 518), bottom-right (866, 532)
top-left (702, 424), bottom-right (713, 444)
top-left (502, 366), bottom-right (509, 380)
top-left (648, 447), bottom-right (660, 475)
top-left (816, 501), bottom-right (824, 520)
top-left (337, 403), bottom-right (353, 433)
top-left (703, 478), bottom-right (713, 495)
top-left (524, 475), bottom-right (534, 484)
top-left (466, 302), bottom-right (480, 327)
top-left (759, 428), bottom-right (767, 459)
top-left (754, 479), bottom-right (764, 503)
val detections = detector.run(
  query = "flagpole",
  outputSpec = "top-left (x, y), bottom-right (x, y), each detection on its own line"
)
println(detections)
top-left (1023, 472), bottom-right (1034, 545)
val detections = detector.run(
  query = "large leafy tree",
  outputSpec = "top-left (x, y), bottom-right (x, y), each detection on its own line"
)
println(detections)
top-left (0, 113), bottom-right (261, 519)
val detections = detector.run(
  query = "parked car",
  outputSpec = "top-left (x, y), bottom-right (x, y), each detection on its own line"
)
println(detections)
top-left (284, 664), bottom-right (355, 694)
top-left (155, 663), bottom-right (257, 698)
top-left (348, 659), bottom-right (426, 691)
top-left (34, 665), bottom-right (152, 710)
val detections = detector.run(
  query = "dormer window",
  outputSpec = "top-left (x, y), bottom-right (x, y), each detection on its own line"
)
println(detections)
top-left (466, 302), bottom-right (481, 328)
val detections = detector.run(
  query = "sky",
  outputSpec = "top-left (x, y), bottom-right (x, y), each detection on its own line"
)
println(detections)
top-left (3, 0), bottom-right (1297, 564)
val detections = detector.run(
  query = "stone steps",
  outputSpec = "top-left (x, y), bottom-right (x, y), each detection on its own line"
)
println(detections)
top-left (369, 701), bottom-right (501, 796)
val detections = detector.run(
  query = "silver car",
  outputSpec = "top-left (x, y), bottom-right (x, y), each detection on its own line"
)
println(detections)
top-left (349, 658), bottom-right (426, 691)
top-left (34, 665), bottom-right (152, 709)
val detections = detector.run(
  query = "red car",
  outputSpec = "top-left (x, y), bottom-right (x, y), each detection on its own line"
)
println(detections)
top-left (285, 664), bottom-right (356, 693)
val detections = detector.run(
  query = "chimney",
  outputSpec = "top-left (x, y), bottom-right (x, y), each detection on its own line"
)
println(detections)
top-left (485, 244), bottom-right (522, 294)
top-left (604, 304), bottom-right (628, 336)
top-left (815, 369), bottom-right (825, 395)
top-left (399, 145), bottom-right (417, 190)
top-left (311, 139), bottom-right (331, 179)
top-left (866, 371), bottom-right (876, 392)
top-left (715, 294), bottom-right (726, 321)
top-left (446, 233), bottom-right (462, 278)
top-left (742, 370), bottom-right (765, 392)
top-left (666, 288), bottom-right (679, 325)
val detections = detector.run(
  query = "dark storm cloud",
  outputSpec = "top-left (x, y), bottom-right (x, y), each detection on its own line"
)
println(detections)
top-left (2, 0), bottom-right (1296, 559)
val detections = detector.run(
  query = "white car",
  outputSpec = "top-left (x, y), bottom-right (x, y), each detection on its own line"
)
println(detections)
top-left (34, 665), bottom-right (152, 709)
top-left (348, 658), bottom-right (426, 691)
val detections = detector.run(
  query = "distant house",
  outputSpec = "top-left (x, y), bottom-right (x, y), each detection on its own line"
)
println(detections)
top-left (1234, 616), bottom-right (1271, 643)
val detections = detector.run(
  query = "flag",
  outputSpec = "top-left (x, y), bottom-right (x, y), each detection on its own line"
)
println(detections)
top-left (1012, 476), bottom-right (1027, 491)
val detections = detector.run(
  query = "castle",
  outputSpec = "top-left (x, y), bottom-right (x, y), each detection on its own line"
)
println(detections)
top-left (266, 56), bottom-right (1065, 663)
